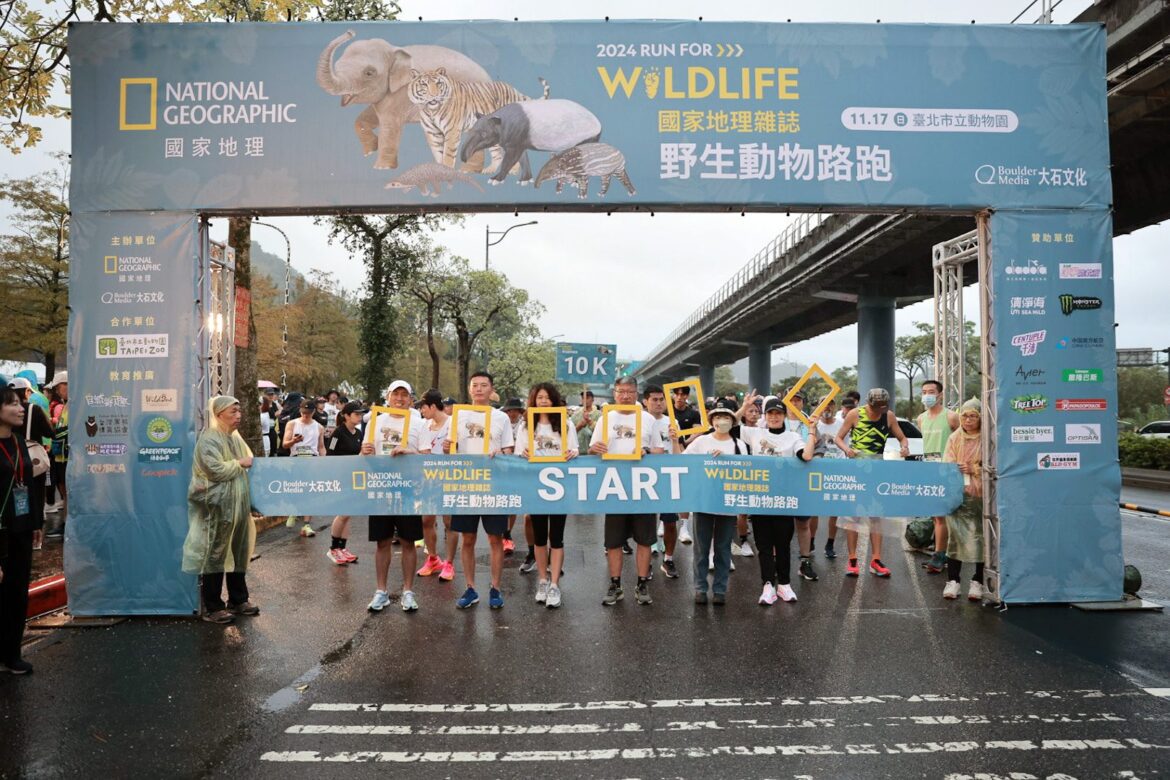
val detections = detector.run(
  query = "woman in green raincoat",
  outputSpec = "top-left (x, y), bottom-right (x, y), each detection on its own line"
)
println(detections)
top-left (182, 396), bottom-right (258, 624)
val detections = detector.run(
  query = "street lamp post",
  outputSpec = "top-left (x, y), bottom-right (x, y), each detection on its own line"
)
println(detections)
top-left (485, 220), bottom-right (538, 270)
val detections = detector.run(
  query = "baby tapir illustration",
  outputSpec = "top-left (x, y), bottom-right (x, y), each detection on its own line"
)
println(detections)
top-left (459, 99), bottom-right (602, 184)
top-left (535, 143), bottom-right (636, 199)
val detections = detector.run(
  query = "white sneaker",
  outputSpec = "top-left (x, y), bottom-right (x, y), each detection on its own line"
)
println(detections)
top-left (738, 540), bottom-right (755, 558)
top-left (943, 581), bottom-right (961, 600)
top-left (678, 524), bottom-right (693, 545)
top-left (708, 551), bottom-right (715, 571)
top-left (657, 521), bottom-right (665, 537)
top-left (546, 583), bottom-right (562, 608)
top-left (535, 579), bottom-right (549, 604)
top-left (401, 590), bottom-right (419, 612)
top-left (367, 590), bottom-right (391, 612)
top-left (300, 523), bottom-right (316, 537)
top-left (759, 582), bottom-right (777, 605)
top-left (776, 583), bottom-right (798, 602)
top-left (730, 557), bottom-right (736, 572)
top-left (968, 581), bottom-right (985, 602)
top-left (731, 542), bottom-right (744, 556)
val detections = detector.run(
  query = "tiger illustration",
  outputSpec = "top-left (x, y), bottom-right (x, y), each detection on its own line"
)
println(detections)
top-left (407, 67), bottom-right (550, 173)
top-left (614, 425), bottom-right (636, 440)
top-left (535, 433), bottom-right (560, 454)
top-left (464, 422), bottom-right (485, 440)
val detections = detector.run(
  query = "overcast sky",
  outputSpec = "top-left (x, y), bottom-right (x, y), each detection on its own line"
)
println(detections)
top-left (4, 0), bottom-right (1166, 375)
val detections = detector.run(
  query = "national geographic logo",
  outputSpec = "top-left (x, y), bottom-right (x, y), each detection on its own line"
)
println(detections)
top-left (119, 78), bottom-right (158, 130)
top-left (1058, 294), bottom-right (1102, 316)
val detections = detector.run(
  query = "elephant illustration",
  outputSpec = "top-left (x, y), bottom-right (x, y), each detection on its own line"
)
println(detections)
top-left (316, 30), bottom-right (491, 170)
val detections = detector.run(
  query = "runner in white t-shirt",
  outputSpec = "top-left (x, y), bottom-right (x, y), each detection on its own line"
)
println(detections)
top-left (740, 397), bottom-right (819, 604)
top-left (642, 384), bottom-right (683, 579)
top-left (436, 371), bottom-right (515, 611)
top-left (514, 382), bottom-right (578, 608)
top-left (812, 397), bottom-right (843, 560)
top-left (281, 398), bottom-right (326, 539)
top-left (590, 376), bottom-right (661, 607)
top-left (415, 389), bottom-right (457, 582)
top-left (499, 397), bottom-right (528, 563)
top-left (683, 398), bottom-right (747, 605)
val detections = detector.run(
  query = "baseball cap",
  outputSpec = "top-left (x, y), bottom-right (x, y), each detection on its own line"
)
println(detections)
top-left (501, 397), bottom-right (525, 412)
top-left (386, 380), bottom-right (413, 396)
top-left (46, 370), bottom-right (68, 389)
top-left (8, 378), bottom-right (32, 391)
top-left (708, 398), bottom-right (738, 419)
top-left (763, 397), bottom-right (785, 413)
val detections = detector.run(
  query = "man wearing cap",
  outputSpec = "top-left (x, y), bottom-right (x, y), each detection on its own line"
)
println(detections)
top-left (499, 397), bottom-right (526, 557)
top-left (438, 371), bottom-right (514, 610)
top-left (590, 375), bottom-right (662, 606)
top-left (669, 385), bottom-right (702, 545)
top-left (365, 379), bottom-right (426, 613)
top-left (643, 384), bottom-right (683, 578)
top-left (781, 389), bottom-right (824, 583)
top-left (45, 371), bottom-right (68, 537)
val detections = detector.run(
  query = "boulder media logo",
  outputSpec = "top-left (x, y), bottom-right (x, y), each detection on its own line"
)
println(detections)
top-left (1065, 424), bottom-right (1101, 445)
top-left (1058, 294), bottom-right (1102, 316)
top-left (1037, 452), bottom-right (1080, 471)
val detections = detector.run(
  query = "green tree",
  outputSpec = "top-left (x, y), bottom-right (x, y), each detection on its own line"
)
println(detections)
top-left (1118, 366), bottom-right (1168, 427)
top-left (403, 241), bottom-right (454, 391)
top-left (895, 322), bottom-right (936, 406)
top-left (0, 154), bottom-right (69, 377)
top-left (321, 214), bottom-right (444, 397)
top-left (714, 365), bottom-right (747, 398)
top-left (488, 337), bottom-right (556, 400)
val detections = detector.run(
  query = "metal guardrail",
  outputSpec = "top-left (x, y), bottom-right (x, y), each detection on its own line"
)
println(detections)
top-left (641, 212), bottom-right (831, 368)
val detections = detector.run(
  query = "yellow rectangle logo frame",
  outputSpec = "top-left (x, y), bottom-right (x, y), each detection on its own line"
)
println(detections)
top-left (663, 379), bottom-right (709, 438)
top-left (119, 78), bottom-right (158, 131)
top-left (366, 405), bottom-right (412, 453)
top-left (600, 403), bottom-right (644, 461)
top-left (525, 407), bottom-right (570, 463)
top-left (450, 404), bottom-right (494, 455)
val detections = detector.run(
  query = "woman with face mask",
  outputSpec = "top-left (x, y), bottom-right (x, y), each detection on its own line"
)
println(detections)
top-left (683, 399), bottom-right (747, 605)
top-left (916, 380), bottom-right (960, 574)
top-left (942, 398), bottom-right (985, 601)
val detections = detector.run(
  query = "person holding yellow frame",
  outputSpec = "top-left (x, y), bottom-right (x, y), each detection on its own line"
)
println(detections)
top-left (514, 382), bottom-right (578, 609)
top-left (363, 380), bottom-right (425, 615)
top-left (436, 371), bottom-right (515, 611)
top-left (588, 376), bottom-right (663, 607)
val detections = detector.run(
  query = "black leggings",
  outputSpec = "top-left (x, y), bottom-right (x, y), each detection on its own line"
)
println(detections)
top-left (0, 529), bottom-right (33, 664)
top-left (200, 572), bottom-right (249, 611)
top-left (530, 514), bottom-right (566, 549)
top-left (947, 558), bottom-right (985, 584)
top-left (752, 516), bottom-right (795, 586)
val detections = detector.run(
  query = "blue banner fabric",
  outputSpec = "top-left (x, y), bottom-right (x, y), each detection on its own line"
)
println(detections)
top-left (69, 21), bottom-right (1107, 213)
top-left (249, 454), bottom-right (963, 519)
top-left (64, 213), bottom-right (201, 616)
top-left (990, 209), bottom-right (1122, 603)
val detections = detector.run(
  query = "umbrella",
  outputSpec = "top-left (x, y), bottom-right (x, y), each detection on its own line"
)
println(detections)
top-left (257, 380), bottom-right (278, 389)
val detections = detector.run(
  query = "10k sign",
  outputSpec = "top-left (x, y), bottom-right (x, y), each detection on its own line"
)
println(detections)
top-left (556, 343), bottom-right (618, 384)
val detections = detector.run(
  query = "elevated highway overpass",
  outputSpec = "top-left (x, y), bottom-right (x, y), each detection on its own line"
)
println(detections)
top-left (633, 0), bottom-right (1170, 397)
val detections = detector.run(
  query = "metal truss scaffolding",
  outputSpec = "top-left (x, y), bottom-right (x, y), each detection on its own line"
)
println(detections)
top-left (932, 228), bottom-right (978, 410)
top-left (976, 214), bottom-right (1001, 605)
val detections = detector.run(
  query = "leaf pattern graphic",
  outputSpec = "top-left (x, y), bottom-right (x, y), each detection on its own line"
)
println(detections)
top-left (74, 149), bottom-right (164, 212)
top-left (767, 25), bottom-right (888, 78)
top-left (928, 29), bottom-right (968, 86)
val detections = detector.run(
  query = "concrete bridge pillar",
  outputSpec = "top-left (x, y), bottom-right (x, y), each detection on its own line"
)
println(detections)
top-left (857, 293), bottom-right (896, 400)
top-left (748, 340), bottom-right (772, 395)
top-left (699, 364), bottom-right (716, 402)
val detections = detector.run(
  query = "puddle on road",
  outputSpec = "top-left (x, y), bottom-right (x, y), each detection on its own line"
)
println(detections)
top-left (263, 663), bottom-right (323, 713)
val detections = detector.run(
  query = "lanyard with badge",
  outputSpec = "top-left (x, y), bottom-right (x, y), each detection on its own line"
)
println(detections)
top-left (0, 438), bottom-right (30, 520)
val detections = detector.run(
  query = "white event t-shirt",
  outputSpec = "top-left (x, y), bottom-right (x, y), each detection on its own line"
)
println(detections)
top-left (683, 432), bottom-right (745, 457)
top-left (589, 405), bottom-right (657, 456)
top-left (371, 409), bottom-right (423, 455)
top-left (288, 418), bottom-right (322, 456)
top-left (650, 415), bottom-right (674, 453)
top-left (453, 407), bottom-right (514, 454)
top-left (740, 427), bottom-right (807, 459)
top-left (515, 418), bottom-right (580, 458)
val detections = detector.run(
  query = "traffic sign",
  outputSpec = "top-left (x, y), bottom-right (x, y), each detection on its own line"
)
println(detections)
top-left (556, 343), bottom-right (617, 384)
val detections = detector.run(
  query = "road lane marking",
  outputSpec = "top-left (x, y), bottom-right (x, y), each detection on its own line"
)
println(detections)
top-left (287, 723), bottom-right (645, 735)
top-left (259, 737), bottom-right (1170, 763)
top-left (306, 689), bottom-right (1144, 714)
top-left (1144, 688), bottom-right (1170, 699)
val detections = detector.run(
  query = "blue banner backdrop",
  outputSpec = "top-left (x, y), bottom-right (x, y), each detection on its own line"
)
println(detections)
top-left (65, 213), bottom-right (201, 615)
top-left (249, 454), bottom-right (964, 518)
top-left (990, 209), bottom-right (1122, 603)
top-left (69, 21), bottom-right (1108, 213)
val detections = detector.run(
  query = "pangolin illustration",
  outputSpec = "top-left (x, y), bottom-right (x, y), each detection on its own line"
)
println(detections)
top-left (384, 163), bottom-right (485, 197)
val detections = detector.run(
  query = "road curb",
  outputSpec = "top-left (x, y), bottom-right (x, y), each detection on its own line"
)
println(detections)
top-left (27, 574), bottom-right (67, 619)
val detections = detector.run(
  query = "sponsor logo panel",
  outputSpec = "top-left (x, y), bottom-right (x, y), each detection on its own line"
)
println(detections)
top-left (1056, 398), bottom-right (1107, 411)
top-left (1037, 452), bottom-right (1081, 470)
top-left (1011, 425), bottom-right (1054, 443)
top-left (1065, 424), bottom-right (1101, 445)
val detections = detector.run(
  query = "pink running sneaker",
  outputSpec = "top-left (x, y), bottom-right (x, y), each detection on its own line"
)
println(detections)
top-left (339, 548), bottom-right (358, 564)
top-left (417, 554), bottom-right (443, 577)
top-left (502, 538), bottom-right (516, 555)
top-left (326, 548), bottom-right (347, 565)
top-left (870, 559), bottom-right (892, 578)
top-left (438, 560), bottom-right (455, 581)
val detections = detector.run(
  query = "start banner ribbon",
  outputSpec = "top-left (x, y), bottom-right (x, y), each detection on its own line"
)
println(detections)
top-left (250, 455), bottom-right (964, 518)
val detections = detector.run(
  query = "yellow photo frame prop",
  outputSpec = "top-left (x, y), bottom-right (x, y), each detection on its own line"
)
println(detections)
top-left (366, 406), bottom-right (412, 454)
top-left (449, 404), bottom-right (494, 454)
top-left (663, 379), bottom-right (710, 438)
top-left (600, 403), bottom-right (644, 461)
top-left (526, 407), bottom-right (570, 463)
top-left (782, 363), bottom-right (841, 427)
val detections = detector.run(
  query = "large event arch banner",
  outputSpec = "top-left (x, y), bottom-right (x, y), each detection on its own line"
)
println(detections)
top-left (68, 20), bottom-right (1117, 614)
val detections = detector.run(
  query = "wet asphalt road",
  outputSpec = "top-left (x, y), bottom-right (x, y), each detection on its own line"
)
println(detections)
top-left (3, 508), bottom-right (1170, 780)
